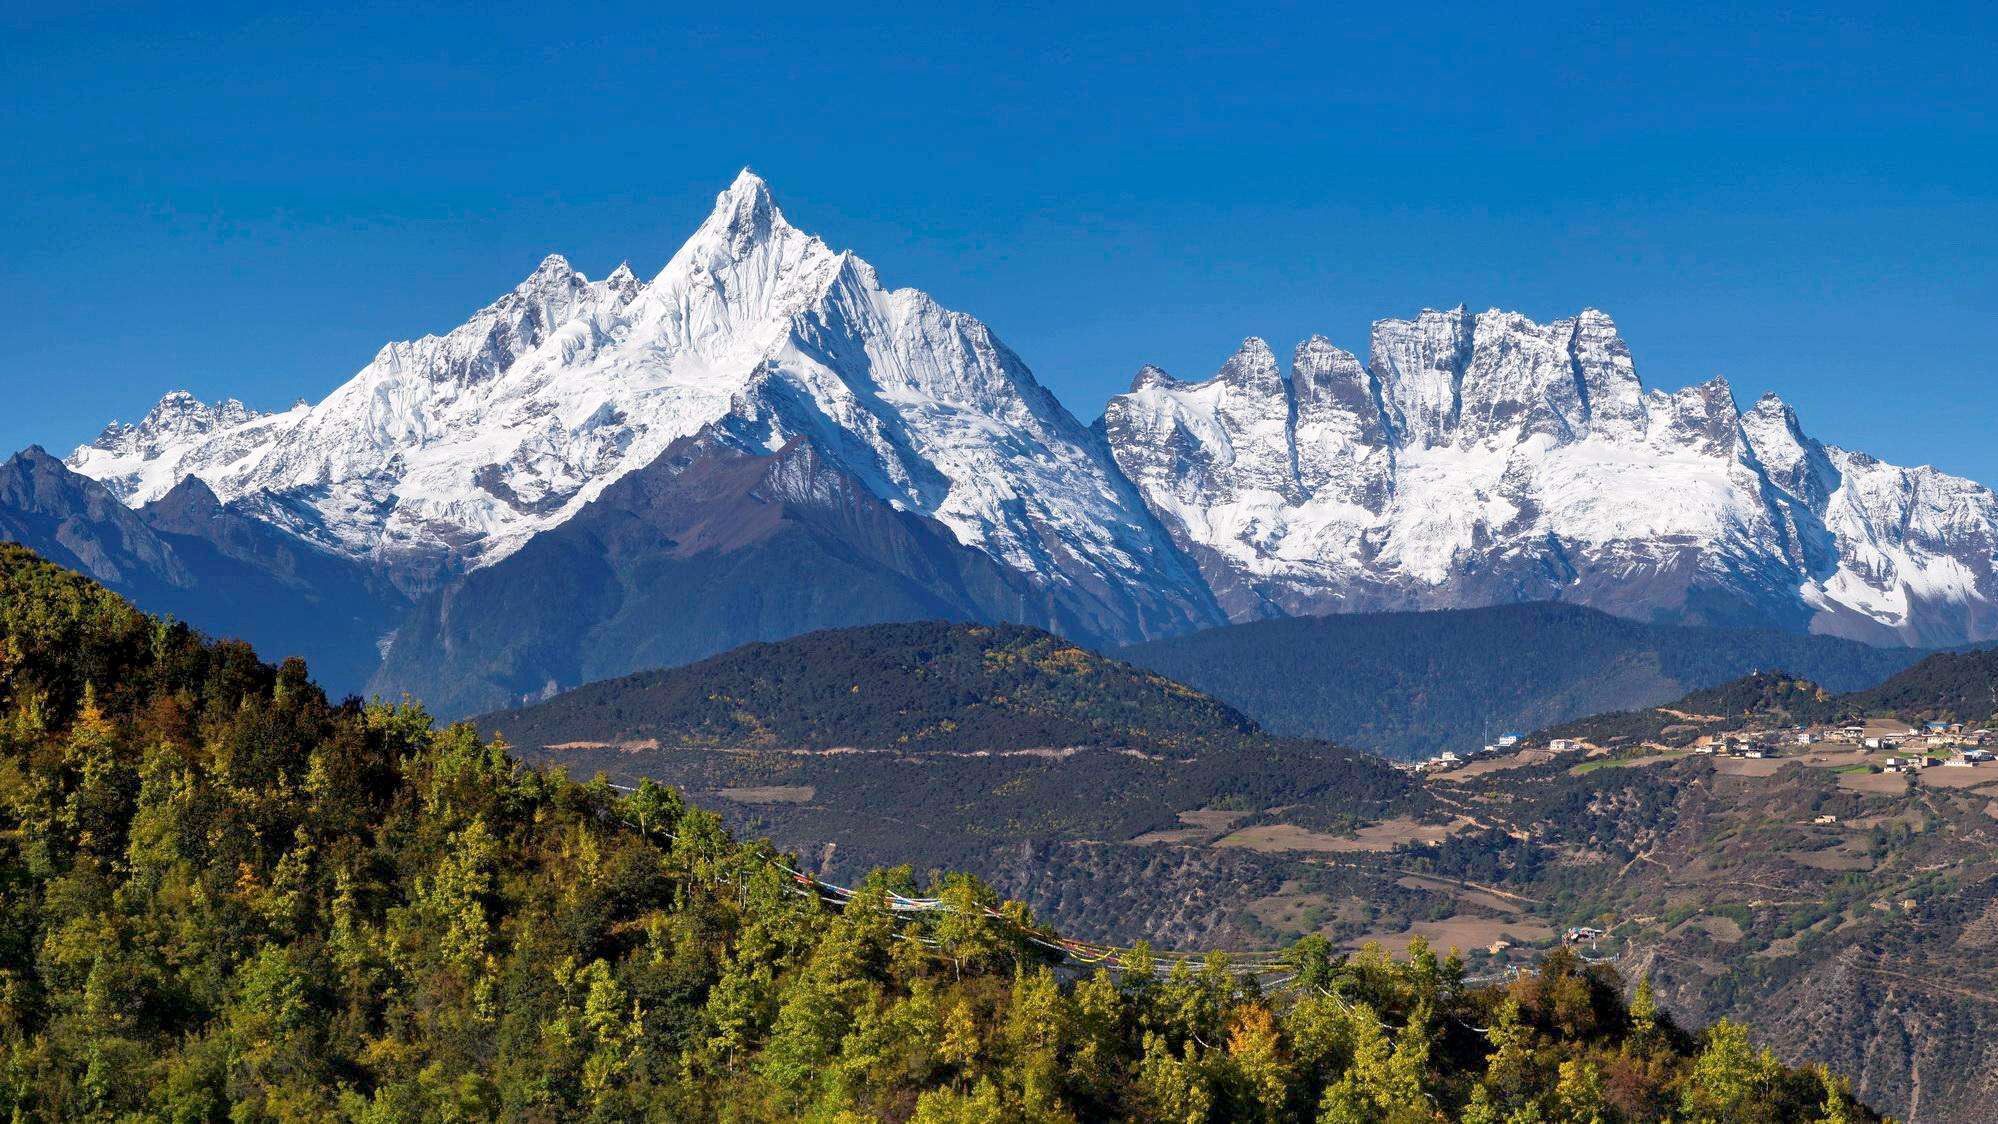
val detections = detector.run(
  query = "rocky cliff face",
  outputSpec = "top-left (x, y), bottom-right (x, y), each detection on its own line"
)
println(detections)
top-left (1102, 307), bottom-right (1998, 645)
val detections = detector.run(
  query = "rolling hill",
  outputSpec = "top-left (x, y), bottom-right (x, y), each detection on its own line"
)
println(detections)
top-left (1539, 645), bottom-right (1998, 749)
top-left (474, 619), bottom-right (1262, 756)
top-left (475, 620), bottom-right (1423, 888)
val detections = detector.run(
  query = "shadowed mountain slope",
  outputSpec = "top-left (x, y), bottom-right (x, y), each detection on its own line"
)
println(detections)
top-left (0, 446), bottom-right (404, 695)
top-left (1116, 601), bottom-right (1925, 759)
top-left (374, 431), bottom-right (1131, 717)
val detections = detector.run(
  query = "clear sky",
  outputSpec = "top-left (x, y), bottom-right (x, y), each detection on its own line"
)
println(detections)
top-left (5, 2), bottom-right (1994, 481)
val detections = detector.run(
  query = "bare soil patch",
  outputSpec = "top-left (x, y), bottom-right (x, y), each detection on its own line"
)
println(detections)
top-left (1918, 767), bottom-right (1998, 789)
top-left (1244, 889), bottom-right (1355, 933)
top-left (1395, 874), bottom-right (1532, 914)
top-left (1569, 751), bottom-right (1686, 776)
top-left (1216, 815), bottom-right (1473, 854)
top-left (1789, 845), bottom-right (1872, 872)
top-left (715, 785), bottom-right (815, 804)
top-left (545, 738), bottom-right (661, 753)
top-left (1798, 748), bottom-right (1873, 767)
top-left (1712, 758), bottom-right (1785, 778)
top-left (1658, 707), bottom-right (1726, 721)
top-left (1130, 807), bottom-right (1253, 845)
top-left (1437, 748), bottom-right (1558, 779)
top-left (1346, 913), bottom-right (1554, 956)
top-left (1671, 915), bottom-right (1744, 943)
top-left (1839, 770), bottom-right (1910, 795)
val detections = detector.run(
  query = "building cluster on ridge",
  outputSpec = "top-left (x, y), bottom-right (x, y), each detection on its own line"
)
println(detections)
top-left (1415, 718), bottom-right (1995, 778)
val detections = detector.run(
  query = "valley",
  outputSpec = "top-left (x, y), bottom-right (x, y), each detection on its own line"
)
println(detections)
top-left (487, 623), bottom-right (1998, 1121)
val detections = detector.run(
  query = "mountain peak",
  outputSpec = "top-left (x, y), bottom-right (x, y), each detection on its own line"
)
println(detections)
top-left (150, 473), bottom-right (224, 516)
top-left (1670, 373), bottom-right (1738, 418)
top-left (700, 168), bottom-right (786, 248)
top-left (602, 260), bottom-right (643, 302)
top-left (101, 391), bottom-right (265, 446)
top-left (515, 253), bottom-right (584, 295)
top-left (1291, 335), bottom-right (1365, 385)
top-left (144, 390), bottom-right (204, 420)
top-left (1216, 337), bottom-right (1282, 392)
top-left (1743, 390), bottom-right (1809, 449)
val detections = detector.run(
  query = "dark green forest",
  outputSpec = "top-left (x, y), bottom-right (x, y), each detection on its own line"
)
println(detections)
top-left (0, 545), bottom-right (1874, 1121)
top-left (1841, 648), bottom-right (1998, 723)
top-left (476, 620), bottom-right (1267, 756)
top-left (1538, 672), bottom-right (1849, 747)
top-left (1543, 650), bottom-right (1998, 750)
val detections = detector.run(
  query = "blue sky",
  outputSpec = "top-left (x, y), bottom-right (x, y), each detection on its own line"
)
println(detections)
top-left (5, 2), bottom-right (1994, 481)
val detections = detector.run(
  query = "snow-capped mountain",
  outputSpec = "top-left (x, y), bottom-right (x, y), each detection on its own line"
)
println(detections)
top-left (72, 392), bottom-right (305, 508)
top-left (66, 170), bottom-right (1220, 638)
top-left (53, 172), bottom-right (1998, 677)
top-left (1101, 306), bottom-right (1998, 646)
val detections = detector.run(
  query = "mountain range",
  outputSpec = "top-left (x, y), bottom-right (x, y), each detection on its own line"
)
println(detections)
top-left (6, 170), bottom-right (1995, 710)
top-left (0, 444), bottom-right (405, 692)
top-left (1100, 313), bottom-right (1998, 645)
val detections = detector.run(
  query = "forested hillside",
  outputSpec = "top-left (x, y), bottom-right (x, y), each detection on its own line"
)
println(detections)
top-left (1840, 647), bottom-right (1998, 723)
top-left (477, 620), bottom-right (1266, 757)
top-left (1115, 602), bottom-right (1924, 759)
top-left (1539, 672), bottom-right (1850, 747)
top-left (0, 543), bottom-right (1879, 1120)
top-left (477, 620), bottom-right (1423, 901)
top-left (1541, 648), bottom-right (1998, 750)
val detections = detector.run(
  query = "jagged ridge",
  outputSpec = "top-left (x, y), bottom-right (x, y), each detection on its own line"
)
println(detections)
top-left (1101, 306), bottom-right (1998, 646)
